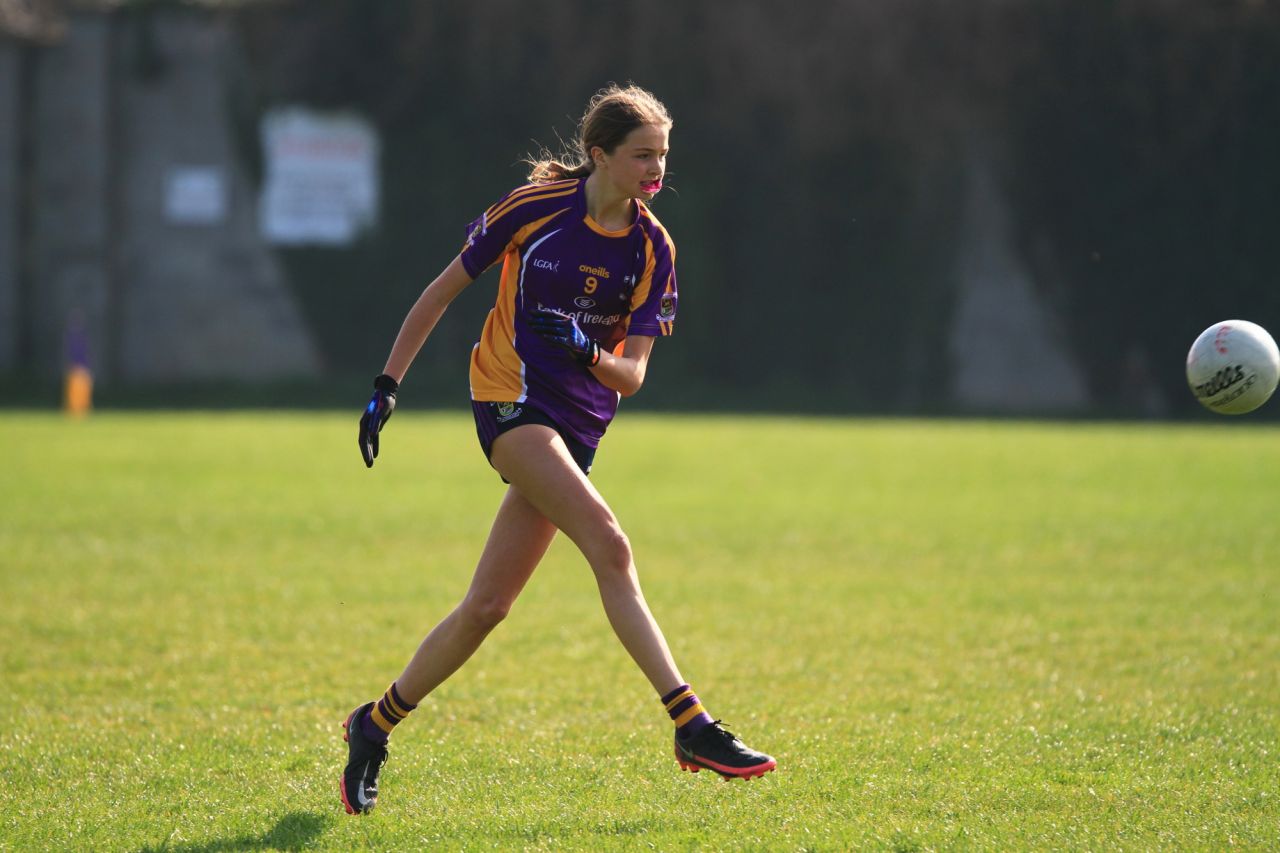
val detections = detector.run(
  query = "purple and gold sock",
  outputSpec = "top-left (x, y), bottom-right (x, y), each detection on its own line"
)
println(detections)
top-left (360, 682), bottom-right (417, 744)
top-left (662, 683), bottom-right (714, 740)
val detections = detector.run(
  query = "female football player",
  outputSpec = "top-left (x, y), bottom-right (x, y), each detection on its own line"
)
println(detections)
top-left (340, 84), bottom-right (775, 815)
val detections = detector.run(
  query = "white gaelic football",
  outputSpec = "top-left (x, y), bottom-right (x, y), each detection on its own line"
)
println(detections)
top-left (1186, 320), bottom-right (1280, 414)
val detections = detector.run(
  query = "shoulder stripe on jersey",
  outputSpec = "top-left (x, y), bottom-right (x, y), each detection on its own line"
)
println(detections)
top-left (485, 179), bottom-right (579, 220)
top-left (486, 185), bottom-right (578, 232)
top-left (478, 183), bottom-right (566, 233)
top-left (510, 208), bottom-right (572, 251)
top-left (483, 176), bottom-right (576, 206)
top-left (466, 208), bottom-right (572, 276)
top-left (638, 205), bottom-right (677, 263)
top-left (483, 179), bottom-right (578, 216)
top-left (630, 229), bottom-right (657, 313)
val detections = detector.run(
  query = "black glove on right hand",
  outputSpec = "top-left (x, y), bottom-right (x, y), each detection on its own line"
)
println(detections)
top-left (359, 374), bottom-right (399, 468)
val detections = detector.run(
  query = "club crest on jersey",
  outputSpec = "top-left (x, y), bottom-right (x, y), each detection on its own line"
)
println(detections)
top-left (658, 296), bottom-right (676, 320)
top-left (495, 402), bottom-right (522, 423)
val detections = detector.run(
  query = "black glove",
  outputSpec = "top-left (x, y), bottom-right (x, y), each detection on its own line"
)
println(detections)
top-left (528, 308), bottom-right (601, 366)
top-left (359, 374), bottom-right (398, 468)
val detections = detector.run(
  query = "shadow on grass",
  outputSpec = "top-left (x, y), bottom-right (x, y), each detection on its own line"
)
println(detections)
top-left (139, 811), bottom-right (331, 852)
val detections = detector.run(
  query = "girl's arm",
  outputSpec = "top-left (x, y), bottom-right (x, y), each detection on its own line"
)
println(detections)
top-left (590, 335), bottom-right (656, 398)
top-left (383, 256), bottom-right (474, 382)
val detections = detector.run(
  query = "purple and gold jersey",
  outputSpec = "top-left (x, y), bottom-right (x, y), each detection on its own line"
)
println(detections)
top-left (460, 178), bottom-right (678, 447)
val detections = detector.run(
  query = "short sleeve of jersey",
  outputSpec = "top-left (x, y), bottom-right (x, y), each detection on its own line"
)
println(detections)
top-left (459, 181), bottom-right (579, 279)
top-left (626, 214), bottom-right (678, 338)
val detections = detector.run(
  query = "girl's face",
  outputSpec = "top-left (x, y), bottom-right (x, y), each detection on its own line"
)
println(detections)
top-left (593, 123), bottom-right (670, 200)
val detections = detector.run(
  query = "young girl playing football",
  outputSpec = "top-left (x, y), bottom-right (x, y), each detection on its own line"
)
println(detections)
top-left (341, 83), bottom-right (775, 814)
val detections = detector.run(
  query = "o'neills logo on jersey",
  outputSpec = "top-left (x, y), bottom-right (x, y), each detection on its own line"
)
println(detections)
top-left (579, 264), bottom-right (610, 278)
top-left (532, 259), bottom-right (560, 273)
top-left (658, 296), bottom-right (676, 320)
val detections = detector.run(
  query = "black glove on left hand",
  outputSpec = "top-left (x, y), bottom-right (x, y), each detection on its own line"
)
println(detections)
top-left (359, 374), bottom-right (399, 468)
top-left (527, 308), bottom-right (601, 366)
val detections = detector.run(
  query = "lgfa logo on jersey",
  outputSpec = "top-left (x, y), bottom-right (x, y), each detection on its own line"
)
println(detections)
top-left (532, 259), bottom-right (560, 273)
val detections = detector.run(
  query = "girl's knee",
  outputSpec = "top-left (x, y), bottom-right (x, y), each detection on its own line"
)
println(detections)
top-left (458, 594), bottom-right (513, 632)
top-left (588, 526), bottom-right (634, 579)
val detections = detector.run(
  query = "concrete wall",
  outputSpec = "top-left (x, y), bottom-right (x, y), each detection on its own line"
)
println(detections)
top-left (948, 144), bottom-right (1090, 413)
top-left (28, 15), bottom-right (113, 380)
top-left (13, 8), bottom-right (319, 384)
top-left (112, 11), bottom-right (319, 382)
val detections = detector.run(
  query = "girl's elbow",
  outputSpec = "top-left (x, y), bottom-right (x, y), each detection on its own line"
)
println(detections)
top-left (618, 373), bottom-right (646, 397)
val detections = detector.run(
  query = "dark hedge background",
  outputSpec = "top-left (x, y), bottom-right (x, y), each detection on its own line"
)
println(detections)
top-left (224, 0), bottom-right (1280, 417)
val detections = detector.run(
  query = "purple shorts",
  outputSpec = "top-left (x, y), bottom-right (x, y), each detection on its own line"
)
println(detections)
top-left (472, 400), bottom-right (596, 478)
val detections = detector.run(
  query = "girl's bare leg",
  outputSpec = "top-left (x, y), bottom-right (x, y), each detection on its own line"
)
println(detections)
top-left (489, 425), bottom-right (684, 696)
top-left (393, 486), bottom-right (558, 703)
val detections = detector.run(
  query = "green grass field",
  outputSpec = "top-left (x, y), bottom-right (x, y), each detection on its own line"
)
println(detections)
top-left (2, 411), bottom-right (1277, 851)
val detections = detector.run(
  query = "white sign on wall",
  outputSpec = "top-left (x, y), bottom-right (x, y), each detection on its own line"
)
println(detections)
top-left (165, 166), bottom-right (227, 225)
top-left (259, 108), bottom-right (380, 245)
